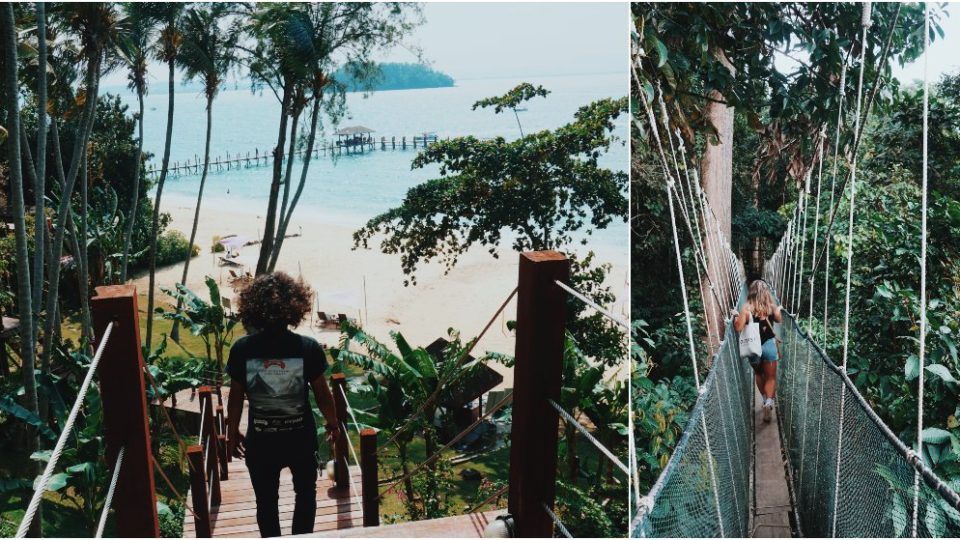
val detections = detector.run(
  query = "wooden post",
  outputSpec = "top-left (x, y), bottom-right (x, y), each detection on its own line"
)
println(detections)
top-left (199, 386), bottom-right (221, 507)
top-left (187, 446), bottom-right (212, 538)
top-left (360, 428), bottom-right (379, 527)
top-left (215, 405), bottom-right (228, 478)
top-left (392, 136), bottom-right (395, 150)
top-left (91, 285), bottom-right (160, 537)
top-left (507, 252), bottom-right (568, 538)
top-left (331, 373), bottom-right (349, 490)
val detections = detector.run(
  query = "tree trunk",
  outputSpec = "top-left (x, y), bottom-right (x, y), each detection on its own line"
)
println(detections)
top-left (256, 84), bottom-right (293, 275)
top-left (275, 106), bottom-right (301, 246)
top-left (40, 52), bottom-right (102, 403)
top-left (269, 93), bottom-right (322, 272)
top-left (699, 50), bottom-right (736, 344)
top-left (145, 59), bottom-right (177, 351)
top-left (2, 7), bottom-right (41, 535)
top-left (120, 90), bottom-right (145, 283)
top-left (32, 2), bottom-right (47, 349)
top-left (565, 421), bottom-right (579, 482)
top-left (77, 153), bottom-right (93, 354)
top-left (171, 98), bottom-right (213, 343)
top-left (398, 443), bottom-right (415, 505)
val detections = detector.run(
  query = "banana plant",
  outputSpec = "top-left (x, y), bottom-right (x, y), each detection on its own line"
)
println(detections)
top-left (158, 277), bottom-right (237, 385)
top-left (334, 322), bottom-right (487, 511)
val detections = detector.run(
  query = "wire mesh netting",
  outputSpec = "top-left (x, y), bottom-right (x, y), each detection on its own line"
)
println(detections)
top-left (777, 312), bottom-right (960, 537)
top-left (633, 321), bottom-right (754, 537)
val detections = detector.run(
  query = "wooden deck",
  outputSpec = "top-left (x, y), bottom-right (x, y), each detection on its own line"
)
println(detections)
top-left (752, 389), bottom-right (794, 537)
top-left (308, 510), bottom-right (501, 538)
top-left (184, 459), bottom-right (363, 538)
top-left (156, 387), bottom-right (246, 418)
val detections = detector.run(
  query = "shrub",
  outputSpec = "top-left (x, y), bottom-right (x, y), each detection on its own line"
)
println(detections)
top-left (210, 235), bottom-right (225, 253)
top-left (155, 231), bottom-right (199, 267)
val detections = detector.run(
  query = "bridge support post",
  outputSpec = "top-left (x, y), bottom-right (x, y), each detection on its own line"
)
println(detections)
top-left (92, 285), bottom-right (160, 537)
top-left (508, 251), bottom-right (568, 538)
top-left (332, 373), bottom-right (350, 490)
top-left (187, 446), bottom-right (212, 538)
top-left (360, 428), bottom-right (379, 527)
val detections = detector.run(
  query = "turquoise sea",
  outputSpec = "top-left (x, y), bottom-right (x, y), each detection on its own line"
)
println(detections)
top-left (115, 72), bottom-right (628, 263)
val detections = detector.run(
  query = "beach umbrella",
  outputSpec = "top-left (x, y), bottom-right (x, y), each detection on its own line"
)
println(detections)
top-left (219, 235), bottom-right (248, 252)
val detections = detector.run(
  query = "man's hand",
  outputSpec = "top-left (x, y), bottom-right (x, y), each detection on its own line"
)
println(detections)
top-left (325, 423), bottom-right (341, 445)
top-left (228, 432), bottom-right (246, 459)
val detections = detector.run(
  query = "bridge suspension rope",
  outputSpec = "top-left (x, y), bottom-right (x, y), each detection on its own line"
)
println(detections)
top-left (832, 4), bottom-right (873, 535)
top-left (95, 446), bottom-right (125, 538)
top-left (16, 321), bottom-right (115, 538)
top-left (911, 4), bottom-right (931, 537)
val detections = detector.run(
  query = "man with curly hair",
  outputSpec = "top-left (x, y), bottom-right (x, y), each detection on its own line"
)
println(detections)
top-left (225, 272), bottom-right (340, 537)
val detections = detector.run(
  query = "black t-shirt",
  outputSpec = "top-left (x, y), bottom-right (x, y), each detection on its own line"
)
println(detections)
top-left (226, 328), bottom-right (328, 451)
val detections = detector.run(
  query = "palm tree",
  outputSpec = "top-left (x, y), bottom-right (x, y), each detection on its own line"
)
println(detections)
top-left (117, 4), bottom-right (155, 283)
top-left (170, 3), bottom-right (237, 344)
top-left (40, 1), bottom-right (122, 409)
top-left (1, 5), bottom-right (40, 535)
top-left (144, 2), bottom-right (186, 351)
top-left (242, 3), bottom-right (422, 275)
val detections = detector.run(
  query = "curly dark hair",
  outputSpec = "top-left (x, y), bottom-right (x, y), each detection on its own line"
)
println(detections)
top-left (237, 272), bottom-right (313, 331)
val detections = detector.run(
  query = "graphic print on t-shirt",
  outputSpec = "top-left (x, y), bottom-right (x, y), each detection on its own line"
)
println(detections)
top-left (245, 358), bottom-right (306, 434)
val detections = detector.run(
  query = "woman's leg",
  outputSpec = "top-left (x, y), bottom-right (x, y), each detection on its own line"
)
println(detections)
top-left (753, 366), bottom-right (765, 398)
top-left (762, 361), bottom-right (778, 400)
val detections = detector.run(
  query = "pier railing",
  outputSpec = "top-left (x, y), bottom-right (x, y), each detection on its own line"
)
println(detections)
top-left (145, 134), bottom-right (441, 179)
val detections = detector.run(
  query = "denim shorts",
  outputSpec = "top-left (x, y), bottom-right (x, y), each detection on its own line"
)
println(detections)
top-left (748, 338), bottom-right (779, 367)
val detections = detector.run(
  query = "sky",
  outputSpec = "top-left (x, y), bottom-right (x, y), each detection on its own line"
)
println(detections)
top-left (99, 2), bottom-right (627, 90)
top-left (893, 3), bottom-right (960, 85)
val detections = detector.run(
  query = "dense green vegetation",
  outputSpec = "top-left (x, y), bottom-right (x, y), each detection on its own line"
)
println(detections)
top-left (334, 62), bottom-right (454, 92)
top-left (632, 1), bottom-right (960, 500)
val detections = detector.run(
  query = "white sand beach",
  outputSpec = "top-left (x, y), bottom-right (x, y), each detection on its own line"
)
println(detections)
top-left (133, 194), bottom-right (629, 389)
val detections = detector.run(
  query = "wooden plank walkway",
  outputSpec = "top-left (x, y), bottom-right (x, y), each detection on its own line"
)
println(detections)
top-left (752, 389), bottom-right (794, 538)
top-left (308, 510), bottom-right (500, 538)
top-left (184, 459), bottom-right (363, 538)
top-left (156, 387), bottom-right (245, 417)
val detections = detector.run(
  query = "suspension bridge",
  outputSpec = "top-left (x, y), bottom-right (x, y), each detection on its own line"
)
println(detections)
top-left (632, 3), bottom-right (960, 537)
top-left (13, 250), bottom-right (629, 538)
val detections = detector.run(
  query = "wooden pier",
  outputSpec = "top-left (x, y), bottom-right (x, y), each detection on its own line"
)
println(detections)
top-left (146, 134), bottom-right (441, 179)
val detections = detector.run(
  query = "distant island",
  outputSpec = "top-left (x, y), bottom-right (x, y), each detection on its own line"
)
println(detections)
top-left (334, 62), bottom-right (455, 92)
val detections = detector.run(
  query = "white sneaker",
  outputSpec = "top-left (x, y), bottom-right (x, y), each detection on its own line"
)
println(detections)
top-left (762, 398), bottom-right (774, 423)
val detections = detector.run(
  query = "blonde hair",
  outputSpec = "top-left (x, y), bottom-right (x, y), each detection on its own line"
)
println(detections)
top-left (748, 280), bottom-right (776, 319)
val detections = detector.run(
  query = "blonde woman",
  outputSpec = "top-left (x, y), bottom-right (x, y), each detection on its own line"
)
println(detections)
top-left (733, 280), bottom-right (783, 422)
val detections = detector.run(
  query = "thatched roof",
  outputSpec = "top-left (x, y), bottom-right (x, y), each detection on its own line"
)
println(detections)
top-left (335, 126), bottom-right (375, 136)
top-left (426, 338), bottom-right (504, 409)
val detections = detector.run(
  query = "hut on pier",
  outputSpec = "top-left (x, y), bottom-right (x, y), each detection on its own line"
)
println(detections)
top-left (335, 125), bottom-right (375, 153)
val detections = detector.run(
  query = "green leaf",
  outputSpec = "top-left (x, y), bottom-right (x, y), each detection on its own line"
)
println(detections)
top-left (925, 364), bottom-right (958, 385)
top-left (654, 38), bottom-right (669, 68)
top-left (905, 354), bottom-right (920, 381)
top-left (39, 472), bottom-right (70, 492)
top-left (0, 397), bottom-right (57, 440)
top-left (922, 427), bottom-right (952, 444)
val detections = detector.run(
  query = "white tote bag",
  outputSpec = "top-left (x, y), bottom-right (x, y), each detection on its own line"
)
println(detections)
top-left (738, 312), bottom-right (762, 359)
